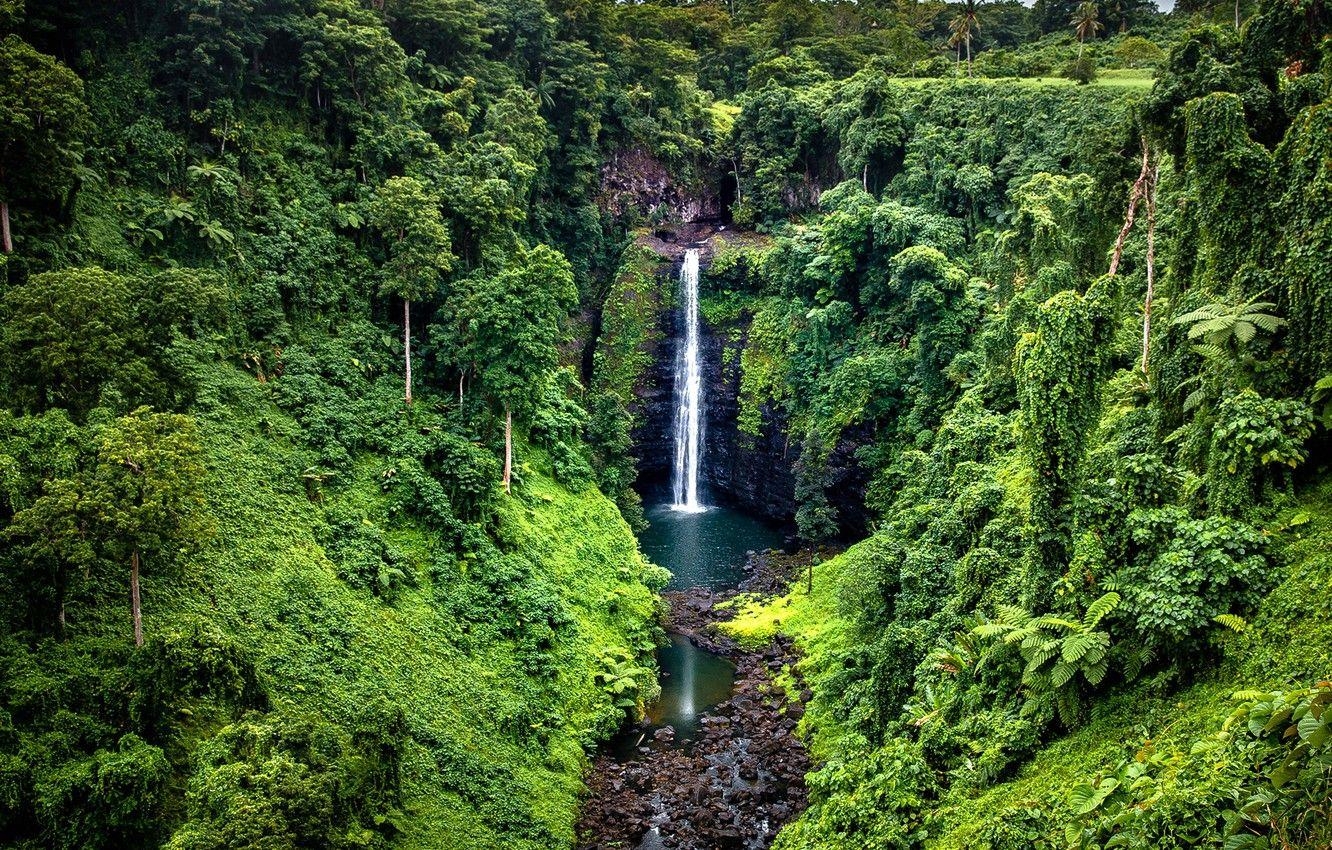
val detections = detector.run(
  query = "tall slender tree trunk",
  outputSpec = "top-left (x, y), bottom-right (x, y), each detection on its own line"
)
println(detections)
top-left (403, 298), bottom-right (412, 404)
top-left (131, 549), bottom-right (143, 647)
top-left (1141, 164), bottom-right (1159, 375)
top-left (458, 372), bottom-right (464, 404)
top-left (502, 407), bottom-right (513, 494)
top-left (57, 571), bottom-right (66, 635)
top-left (1108, 139), bottom-right (1151, 278)
top-left (966, 35), bottom-right (972, 76)
top-left (1, 201), bottom-right (11, 254)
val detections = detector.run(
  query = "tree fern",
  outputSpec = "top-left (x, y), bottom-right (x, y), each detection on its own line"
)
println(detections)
top-left (1174, 300), bottom-right (1284, 349)
top-left (971, 592), bottom-right (1121, 725)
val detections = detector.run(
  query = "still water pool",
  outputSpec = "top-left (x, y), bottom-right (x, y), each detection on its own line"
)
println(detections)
top-left (615, 503), bottom-right (786, 757)
top-left (638, 503), bottom-right (785, 591)
top-left (613, 634), bottom-right (736, 756)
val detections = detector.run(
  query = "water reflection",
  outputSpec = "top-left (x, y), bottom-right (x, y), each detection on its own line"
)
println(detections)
top-left (614, 635), bottom-right (735, 758)
top-left (646, 635), bottom-right (734, 737)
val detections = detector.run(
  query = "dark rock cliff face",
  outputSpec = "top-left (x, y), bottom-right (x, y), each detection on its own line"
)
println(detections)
top-left (599, 148), bottom-right (723, 225)
top-left (626, 253), bottom-right (871, 538)
top-left (630, 286), bottom-right (676, 490)
top-left (699, 324), bottom-right (799, 520)
top-left (629, 253), bottom-right (798, 523)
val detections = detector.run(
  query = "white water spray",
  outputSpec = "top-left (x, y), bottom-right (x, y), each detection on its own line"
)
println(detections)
top-left (671, 249), bottom-right (705, 513)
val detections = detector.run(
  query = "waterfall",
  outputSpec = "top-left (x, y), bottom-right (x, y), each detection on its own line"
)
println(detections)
top-left (671, 249), bottom-right (705, 513)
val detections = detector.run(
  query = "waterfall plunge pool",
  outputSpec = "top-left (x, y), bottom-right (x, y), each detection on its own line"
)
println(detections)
top-left (638, 503), bottom-right (786, 591)
top-left (610, 502), bottom-right (786, 760)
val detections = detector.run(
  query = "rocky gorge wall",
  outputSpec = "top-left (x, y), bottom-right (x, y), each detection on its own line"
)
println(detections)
top-left (632, 280), bottom-right (800, 521)
top-left (595, 235), bottom-right (871, 538)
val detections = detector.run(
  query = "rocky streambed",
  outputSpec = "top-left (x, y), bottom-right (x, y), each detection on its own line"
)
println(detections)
top-left (576, 552), bottom-right (817, 850)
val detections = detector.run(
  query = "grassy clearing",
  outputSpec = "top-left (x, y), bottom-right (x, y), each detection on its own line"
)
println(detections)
top-left (885, 69), bottom-right (1155, 89)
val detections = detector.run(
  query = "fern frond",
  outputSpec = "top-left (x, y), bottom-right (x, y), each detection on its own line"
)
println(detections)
top-left (1173, 306), bottom-right (1223, 326)
top-left (1162, 423), bottom-right (1191, 444)
top-left (1123, 645), bottom-right (1155, 681)
top-left (1022, 639), bottom-right (1054, 660)
top-left (972, 622), bottom-right (1011, 639)
top-left (1213, 613), bottom-right (1248, 633)
top-left (1230, 689), bottom-right (1269, 701)
top-left (1083, 657), bottom-right (1110, 685)
top-left (1027, 644), bottom-right (1059, 670)
top-left (1182, 387), bottom-right (1208, 412)
top-left (1192, 316), bottom-right (1235, 337)
top-left (1246, 312), bottom-right (1284, 332)
top-left (1033, 615), bottom-right (1080, 632)
top-left (1056, 688), bottom-right (1081, 728)
top-left (1051, 661), bottom-right (1078, 689)
top-left (1083, 592), bottom-right (1121, 629)
top-left (1081, 641), bottom-right (1107, 666)
top-left (1061, 632), bottom-right (1097, 663)
top-left (1242, 301), bottom-right (1278, 313)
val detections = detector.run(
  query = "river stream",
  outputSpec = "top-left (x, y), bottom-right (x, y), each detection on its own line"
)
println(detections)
top-left (578, 247), bottom-right (808, 849)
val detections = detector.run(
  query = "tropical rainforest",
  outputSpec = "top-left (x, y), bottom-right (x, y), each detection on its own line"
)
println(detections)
top-left (0, 0), bottom-right (1329, 848)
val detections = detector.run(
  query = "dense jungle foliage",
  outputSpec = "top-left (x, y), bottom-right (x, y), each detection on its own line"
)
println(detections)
top-left (0, 0), bottom-right (1328, 847)
top-left (708, 3), bottom-right (1332, 849)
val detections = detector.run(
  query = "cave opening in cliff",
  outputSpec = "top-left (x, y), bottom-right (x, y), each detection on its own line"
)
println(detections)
top-left (719, 172), bottom-right (737, 225)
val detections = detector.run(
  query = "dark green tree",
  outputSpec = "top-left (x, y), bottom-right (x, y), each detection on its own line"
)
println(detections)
top-left (86, 409), bottom-right (210, 647)
top-left (0, 34), bottom-right (89, 253)
top-left (367, 176), bottom-right (454, 404)
top-left (463, 244), bottom-right (577, 493)
top-left (0, 268), bottom-right (148, 417)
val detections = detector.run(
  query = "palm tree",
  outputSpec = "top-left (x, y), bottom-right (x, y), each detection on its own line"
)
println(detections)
top-left (1072, 1), bottom-right (1103, 59)
top-left (949, 0), bottom-right (983, 76)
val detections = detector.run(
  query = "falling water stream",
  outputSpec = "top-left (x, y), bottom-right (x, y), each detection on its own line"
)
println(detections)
top-left (617, 247), bottom-right (783, 753)
top-left (586, 246), bottom-right (798, 849)
top-left (671, 249), bottom-right (705, 513)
